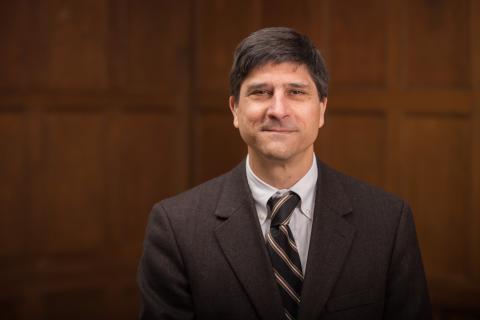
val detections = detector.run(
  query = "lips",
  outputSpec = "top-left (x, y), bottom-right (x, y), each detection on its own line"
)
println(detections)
top-left (262, 128), bottom-right (295, 133)
top-left (260, 120), bottom-right (298, 133)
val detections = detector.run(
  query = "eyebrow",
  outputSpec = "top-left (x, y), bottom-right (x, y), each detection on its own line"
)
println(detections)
top-left (245, 83), bottom-right (270, 92)
top-left (287, 82), bottom-right (309, 88)
top-left (245, 82), bottom-right (310, 91)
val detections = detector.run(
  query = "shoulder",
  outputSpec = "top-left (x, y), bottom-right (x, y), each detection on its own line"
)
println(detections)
top-left (318, 162), bottom-right (416, 258)
top-left (151, 161), bottom-right (246, 219)
top-left (319, 161), bottom-right (408, 220)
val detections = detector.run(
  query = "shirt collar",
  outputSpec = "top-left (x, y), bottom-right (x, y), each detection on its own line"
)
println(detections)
top-left (246, 154), bottom-right (318, 223)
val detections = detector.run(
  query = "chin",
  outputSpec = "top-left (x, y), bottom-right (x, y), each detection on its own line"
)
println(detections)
top-left (260, 148), bottom-right (294, 162)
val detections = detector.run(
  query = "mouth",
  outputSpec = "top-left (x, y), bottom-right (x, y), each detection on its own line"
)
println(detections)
top-left (261, 128), bottom-right (296, 133)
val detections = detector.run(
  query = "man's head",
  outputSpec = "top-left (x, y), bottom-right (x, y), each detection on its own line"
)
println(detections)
top-left (228, 27), bottom-right (329, 167)
top-left (229, 27), bottom-right (329, 104)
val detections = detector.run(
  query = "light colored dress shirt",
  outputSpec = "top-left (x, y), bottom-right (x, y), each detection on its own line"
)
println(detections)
top-left (245, 154), bottom-right (318, 273)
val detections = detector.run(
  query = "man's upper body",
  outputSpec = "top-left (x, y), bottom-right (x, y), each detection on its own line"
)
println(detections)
top-left (138, 158), bottom-right (431, 319)
top-left (138, 27), bottom-right (432, 319)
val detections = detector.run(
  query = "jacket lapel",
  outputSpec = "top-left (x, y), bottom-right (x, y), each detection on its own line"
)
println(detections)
top-left (214, 162), bottom-right (285, 320)
top-left (298, 161), bottom-right (356, 320)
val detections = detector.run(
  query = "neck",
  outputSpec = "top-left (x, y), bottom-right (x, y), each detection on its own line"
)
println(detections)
top-left (248, 150), bottom-right (314, 189)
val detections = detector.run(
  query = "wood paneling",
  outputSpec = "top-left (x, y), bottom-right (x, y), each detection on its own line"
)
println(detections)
top-left (315, 111), bottom-right (386, 187)
top-left (0, 111), bottom-right (27, 257)
top-left (119, 286), bottom-right (141, 320)
top-left (32, 0), bottom-right (109, 90)
top-left (194, 113), bottom-right (246, 183)
top-left (126, 0), bottom-right (190, 95)
top-left (329, 0), bottom-right (387, 87)
top-left (43, 288), bottom-right (106, 320)
top-left (400, 115), bottom-right (471, 277)
top-left (470, 0), bottom-right (480, 284)
top-left (329, 89), bottom-right (472, 114)
top-left (0, 1), bottom-right (29, 89)
top-left (110, 111), bottom-right (180, 258)
top-left (32, 111), bottom-right (107, 254)
top-left (0, 296), bottom-right (22, 320)
top-left (261, 0), bottom-right (311, 33)
top-left (405, 0), bottom-right (470, 88)
top-left (195, 0), bottom-right (260, 105)
top-left (0, 0), bottom-right (191, 318)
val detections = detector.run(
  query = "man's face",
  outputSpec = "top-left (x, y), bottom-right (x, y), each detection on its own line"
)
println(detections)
top-left (229, 61), bottom-right (327, 164)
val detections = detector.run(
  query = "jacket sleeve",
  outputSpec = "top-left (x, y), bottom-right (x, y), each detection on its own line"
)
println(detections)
top-left (137, 203), bottom-right (194, 320)
top-left (384, 201), bottom-right (432, 319)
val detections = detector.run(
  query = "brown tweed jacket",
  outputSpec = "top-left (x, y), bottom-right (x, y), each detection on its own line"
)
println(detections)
top-left (138, 159), bottom-right (432, 319)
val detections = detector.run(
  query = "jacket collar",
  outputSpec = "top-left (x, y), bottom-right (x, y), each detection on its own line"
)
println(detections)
top-left (214, 160), bottom-right (285, 320)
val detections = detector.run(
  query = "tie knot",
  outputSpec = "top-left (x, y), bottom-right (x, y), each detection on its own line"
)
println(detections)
top-left (267, 191), bottom-right (300, 227)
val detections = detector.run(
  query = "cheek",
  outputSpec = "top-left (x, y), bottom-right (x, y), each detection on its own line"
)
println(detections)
top-left (240, 109), bottom-right (263, 126)
top-left (300, 109), bottom-right (320, 127)
top-left (236, 112), bottom-right (256, 136)
top-left (311, 107), bottom-right (323, 126)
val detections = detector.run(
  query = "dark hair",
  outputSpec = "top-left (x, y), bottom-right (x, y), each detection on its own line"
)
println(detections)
top-left (229, 27), bottom-right (329, 103)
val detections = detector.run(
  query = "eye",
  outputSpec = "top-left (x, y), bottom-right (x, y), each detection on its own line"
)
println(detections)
top-left (290, 89), bottom-right (305, 95)
top-left (250, 89), bottom-right (272, 96)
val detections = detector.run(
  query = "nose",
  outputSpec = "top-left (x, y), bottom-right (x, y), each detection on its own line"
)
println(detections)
top-left (266, 92), bottom-right (289, 119)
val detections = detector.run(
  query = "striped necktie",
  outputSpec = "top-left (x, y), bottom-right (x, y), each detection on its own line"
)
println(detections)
top-left (266, 191), bottom-right (303, 320)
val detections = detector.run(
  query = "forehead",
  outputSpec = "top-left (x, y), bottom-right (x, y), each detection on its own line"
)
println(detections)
top-left (241, 62), bottom-right (315, 87)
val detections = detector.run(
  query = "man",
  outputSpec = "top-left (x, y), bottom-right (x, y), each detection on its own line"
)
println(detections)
top-left (138, 27), bottom-right (432, 319)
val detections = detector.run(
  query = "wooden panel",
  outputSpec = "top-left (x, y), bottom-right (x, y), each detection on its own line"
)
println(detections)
top-left (429, 276), bottom-right (480, 317)
top-left (30, 0), bottom-right (109, 90)
top-left (195, 0), bottom-right (260, 105)
top-left (0, 111), bottom-right (27, 256)
top-left (261, 0), bottom-right (311, 33)
top-left (470, 0), bottom-right (480, 283)
top-left (0, 296), bottom-right (22, 320)
top-left (110, 112), bottom-right (180, 258)
top-left (330, 89), bottom-right (472, 114)
top-left (405, 0), bottom-right (470, 88)
top-left (400, 115), bottom-right (470, 278)
top-left (194, 113), bottom-right (246, 183)
top-left (119, 286), bottom-right (140, 320)
top-left (0, 1), bottom-right (29, 89)
top-left (43, 288), bottom-right (105, 320)
top-left (315, 111), bottom-right (386, 187)
top-left (329, 0), bottom-right (387, 87)
top-left (32, 111), bottom-right (106, 254)
top-left (126, 0), bottom-right (190, 96)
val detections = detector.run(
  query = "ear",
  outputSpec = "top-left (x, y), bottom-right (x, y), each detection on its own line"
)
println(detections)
top-left (318, 97), bottom-right (327, 128)
top-left (229, 96), bottom-right (239, 128)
